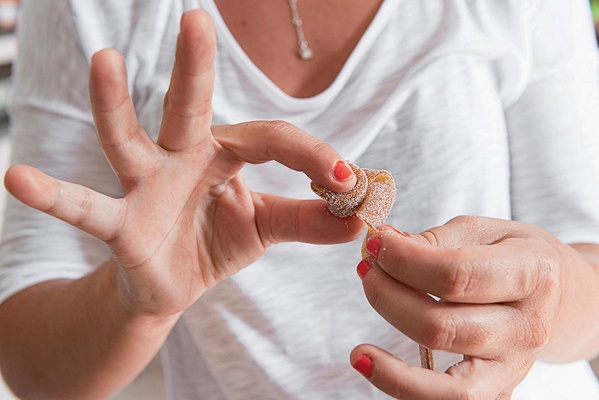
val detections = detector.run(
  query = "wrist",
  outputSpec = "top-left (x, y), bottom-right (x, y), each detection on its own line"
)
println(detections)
top-left (540, 244), bottom-right (599, 362)
top-left (103, 259), bottom-right (183, 330)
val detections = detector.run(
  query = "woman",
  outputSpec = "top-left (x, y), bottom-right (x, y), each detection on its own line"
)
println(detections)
top-left (1, 1), bottom-right (599, 398)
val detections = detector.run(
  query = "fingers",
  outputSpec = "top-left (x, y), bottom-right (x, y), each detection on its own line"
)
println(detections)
top-left (351, 217), bottom-right (545, 398)
top-left (158, 10), bottom-right (216, 152)
top-left (358, 258), bottom-right (521, 358)
top-left (90, 10), bottom-right (218, 182)
top-left (417, 215), bottom-right (515, 249)
top-left (350, 344), bottom-right (507, 399)
top-left (89, 49), bottom-right (161, 185)
top-left (253, 193), bottom-right (365, 245)
top-left (367, 225), bottom-right (545, 303)
top-left (4, 165), bottom-right (123, 241)
top-left (213, 121), bottom-right (357, 193)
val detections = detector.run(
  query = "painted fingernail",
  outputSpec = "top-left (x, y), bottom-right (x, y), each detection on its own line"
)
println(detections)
top-left (333, 160), bottom-right (353, 182)
top-left (353, 354), bottom-right (374, 378)
top-left (357, 259), bottom-right (372, 280)
top-left (379, 225), bottom-right (409, 237)
top-left (366, 236), bottom-right (382, 258)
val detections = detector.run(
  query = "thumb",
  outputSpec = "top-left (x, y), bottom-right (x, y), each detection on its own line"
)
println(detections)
top-left (349, 344), bottom-right (462, 399)
top-left (350, 344), bottom-right (509, 399)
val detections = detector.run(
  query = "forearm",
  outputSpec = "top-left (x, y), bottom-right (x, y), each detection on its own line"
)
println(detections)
top-left (541, 243), bottom-right (599, 363)
top-left (0, 259), bottom-right (179, 399)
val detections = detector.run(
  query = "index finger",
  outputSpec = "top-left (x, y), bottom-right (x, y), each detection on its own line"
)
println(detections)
top-left (368, 231), bottom-right (544, 303)
top-left (212, 121), bottom-right (357, 193)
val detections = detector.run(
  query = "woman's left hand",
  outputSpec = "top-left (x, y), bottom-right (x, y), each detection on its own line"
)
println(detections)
top-left (350, 215), bottom-right (599, 399)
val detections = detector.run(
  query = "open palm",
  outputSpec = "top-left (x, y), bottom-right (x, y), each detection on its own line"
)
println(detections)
top-left (4, 11), bottom-right (363, 318)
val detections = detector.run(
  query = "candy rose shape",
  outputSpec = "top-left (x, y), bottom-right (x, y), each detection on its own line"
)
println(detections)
top-left (310, 162), bottom-right (396, 231)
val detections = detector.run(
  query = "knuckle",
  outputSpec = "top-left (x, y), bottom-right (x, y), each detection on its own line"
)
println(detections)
top-left (448, 215), bottom-right (473, 226)
top-left (93, 88), bottom-right (131, 114)
top-left (419, 229), bottom-right (441, 246)
top-left (102, 121), bottom-right (143, 148)
top-left (252, 193), bottom-right (276, 246)
top-left (44, 180), bottom-right (63, 215)
top-left (447, 215), bottom-right (488, 239)
top-left (534, 249), bottom-right (561, 291)
top-left (259, 120), bottom-right (293, 157)
top-left (74, 187), bottom-right (94, 226)
top-left (421, 215), bottom-right (474, 247)
top-left (441, 254), bottom-right (475, 300)
top-left (263, 119), bottom-right (294, 135)
top-left (308, 140), bottom-right (330, 158)
top-left (423, 311), bottom-right (458, 351)
top-left (525, 312), bottom-right (552, 350)
top-left (106, 200), bottom-right (128, 243)
top-left (120, 121), bottom-right (143, 146)
top-left (193, 98), bottom-right (213, 118)
top-left (163, 92), bottom-right (212, 120)
top-left (446, 215), bottom-right (481, 234)
top-left (364, 279), bottom-right (386, 313)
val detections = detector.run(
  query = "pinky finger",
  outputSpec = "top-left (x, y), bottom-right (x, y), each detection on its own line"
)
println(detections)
top-left (4, 165), bottom-right (123, 241)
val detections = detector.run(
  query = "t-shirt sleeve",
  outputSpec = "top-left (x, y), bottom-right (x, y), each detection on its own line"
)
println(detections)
top-left (0, 1), bottom-right (122, 305)
top-left (505, 0), bottom-right (599, 244)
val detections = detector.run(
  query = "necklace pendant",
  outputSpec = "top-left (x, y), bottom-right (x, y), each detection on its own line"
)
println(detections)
top-left (289, 0), bottom-right (314, 61)
top-left (299, 46), bottom-right (314, 60)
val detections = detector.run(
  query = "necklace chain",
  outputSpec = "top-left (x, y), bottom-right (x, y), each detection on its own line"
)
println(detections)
top-left (288, 0), bottom-right (314, 60)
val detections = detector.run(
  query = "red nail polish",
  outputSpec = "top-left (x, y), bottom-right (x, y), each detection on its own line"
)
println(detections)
top-left (353, 354), bottom-right (374, 378)
top-left (357, 259), bottom-right (372, 280)
top-left (333, 161), bottom-right (353, 182)
top-left (366, 236), bottom-right (381, 258)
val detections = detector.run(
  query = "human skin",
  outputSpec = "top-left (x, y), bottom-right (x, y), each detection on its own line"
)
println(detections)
top-left (213, 0), bottom-right (384, 98)
top-left (350, 220), bottom-right (599, 399)
top-left (0, 11), bottom-right (364, 399)
top-left (2, 3), bottom-right (599, 399)
top-left (211, 2), bottom-right (599, 395)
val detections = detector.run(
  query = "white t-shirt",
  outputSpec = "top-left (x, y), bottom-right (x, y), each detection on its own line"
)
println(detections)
top-left (2, 0), bottom-right (599, 398)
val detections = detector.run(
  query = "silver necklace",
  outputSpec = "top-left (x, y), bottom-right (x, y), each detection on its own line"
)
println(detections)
top-left (288, 0), bottom-right (314, 60)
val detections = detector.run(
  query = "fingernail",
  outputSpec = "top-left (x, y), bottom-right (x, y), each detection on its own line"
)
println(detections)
top-left (353, 354), bottom-right (374, 378)
top-left (379, 225), bottom-right (409, 237)
top-left (366, 236), bottom-right (382, 258)
top-left (333, 160), bottom-right (353, 182)
top-left (357, 259), bottom-right (372, 280)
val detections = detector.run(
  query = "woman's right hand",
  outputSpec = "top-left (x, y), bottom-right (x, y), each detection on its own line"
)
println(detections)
top-left (3, 10), bottom-right (363, 319)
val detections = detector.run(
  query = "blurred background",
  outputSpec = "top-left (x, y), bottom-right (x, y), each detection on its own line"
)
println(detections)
top-left (0, 0), bottom-right (17, 127)
top-left (0, 1), bottom-right (598, 399)
top-left (593, 0), bottom-right (599, 35)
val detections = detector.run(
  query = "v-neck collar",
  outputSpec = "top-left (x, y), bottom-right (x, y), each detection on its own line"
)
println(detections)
top-left (202, 0), bottom-right (394, 111)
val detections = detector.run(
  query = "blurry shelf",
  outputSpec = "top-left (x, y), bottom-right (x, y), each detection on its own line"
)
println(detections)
top-left (0, 31), bottom-right (15, 118)
top-left (0, 32), bottom-right (16, 67)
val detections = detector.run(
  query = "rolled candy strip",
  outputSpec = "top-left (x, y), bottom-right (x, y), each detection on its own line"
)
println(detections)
top-left (310, 163), bottom-right (396, 230)
top-left (311, 163), bottom-right (435, 371)
top-left (356, 168), bottom-right (397, 231)
top-left (310, 163), bottom-right (368, 219)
